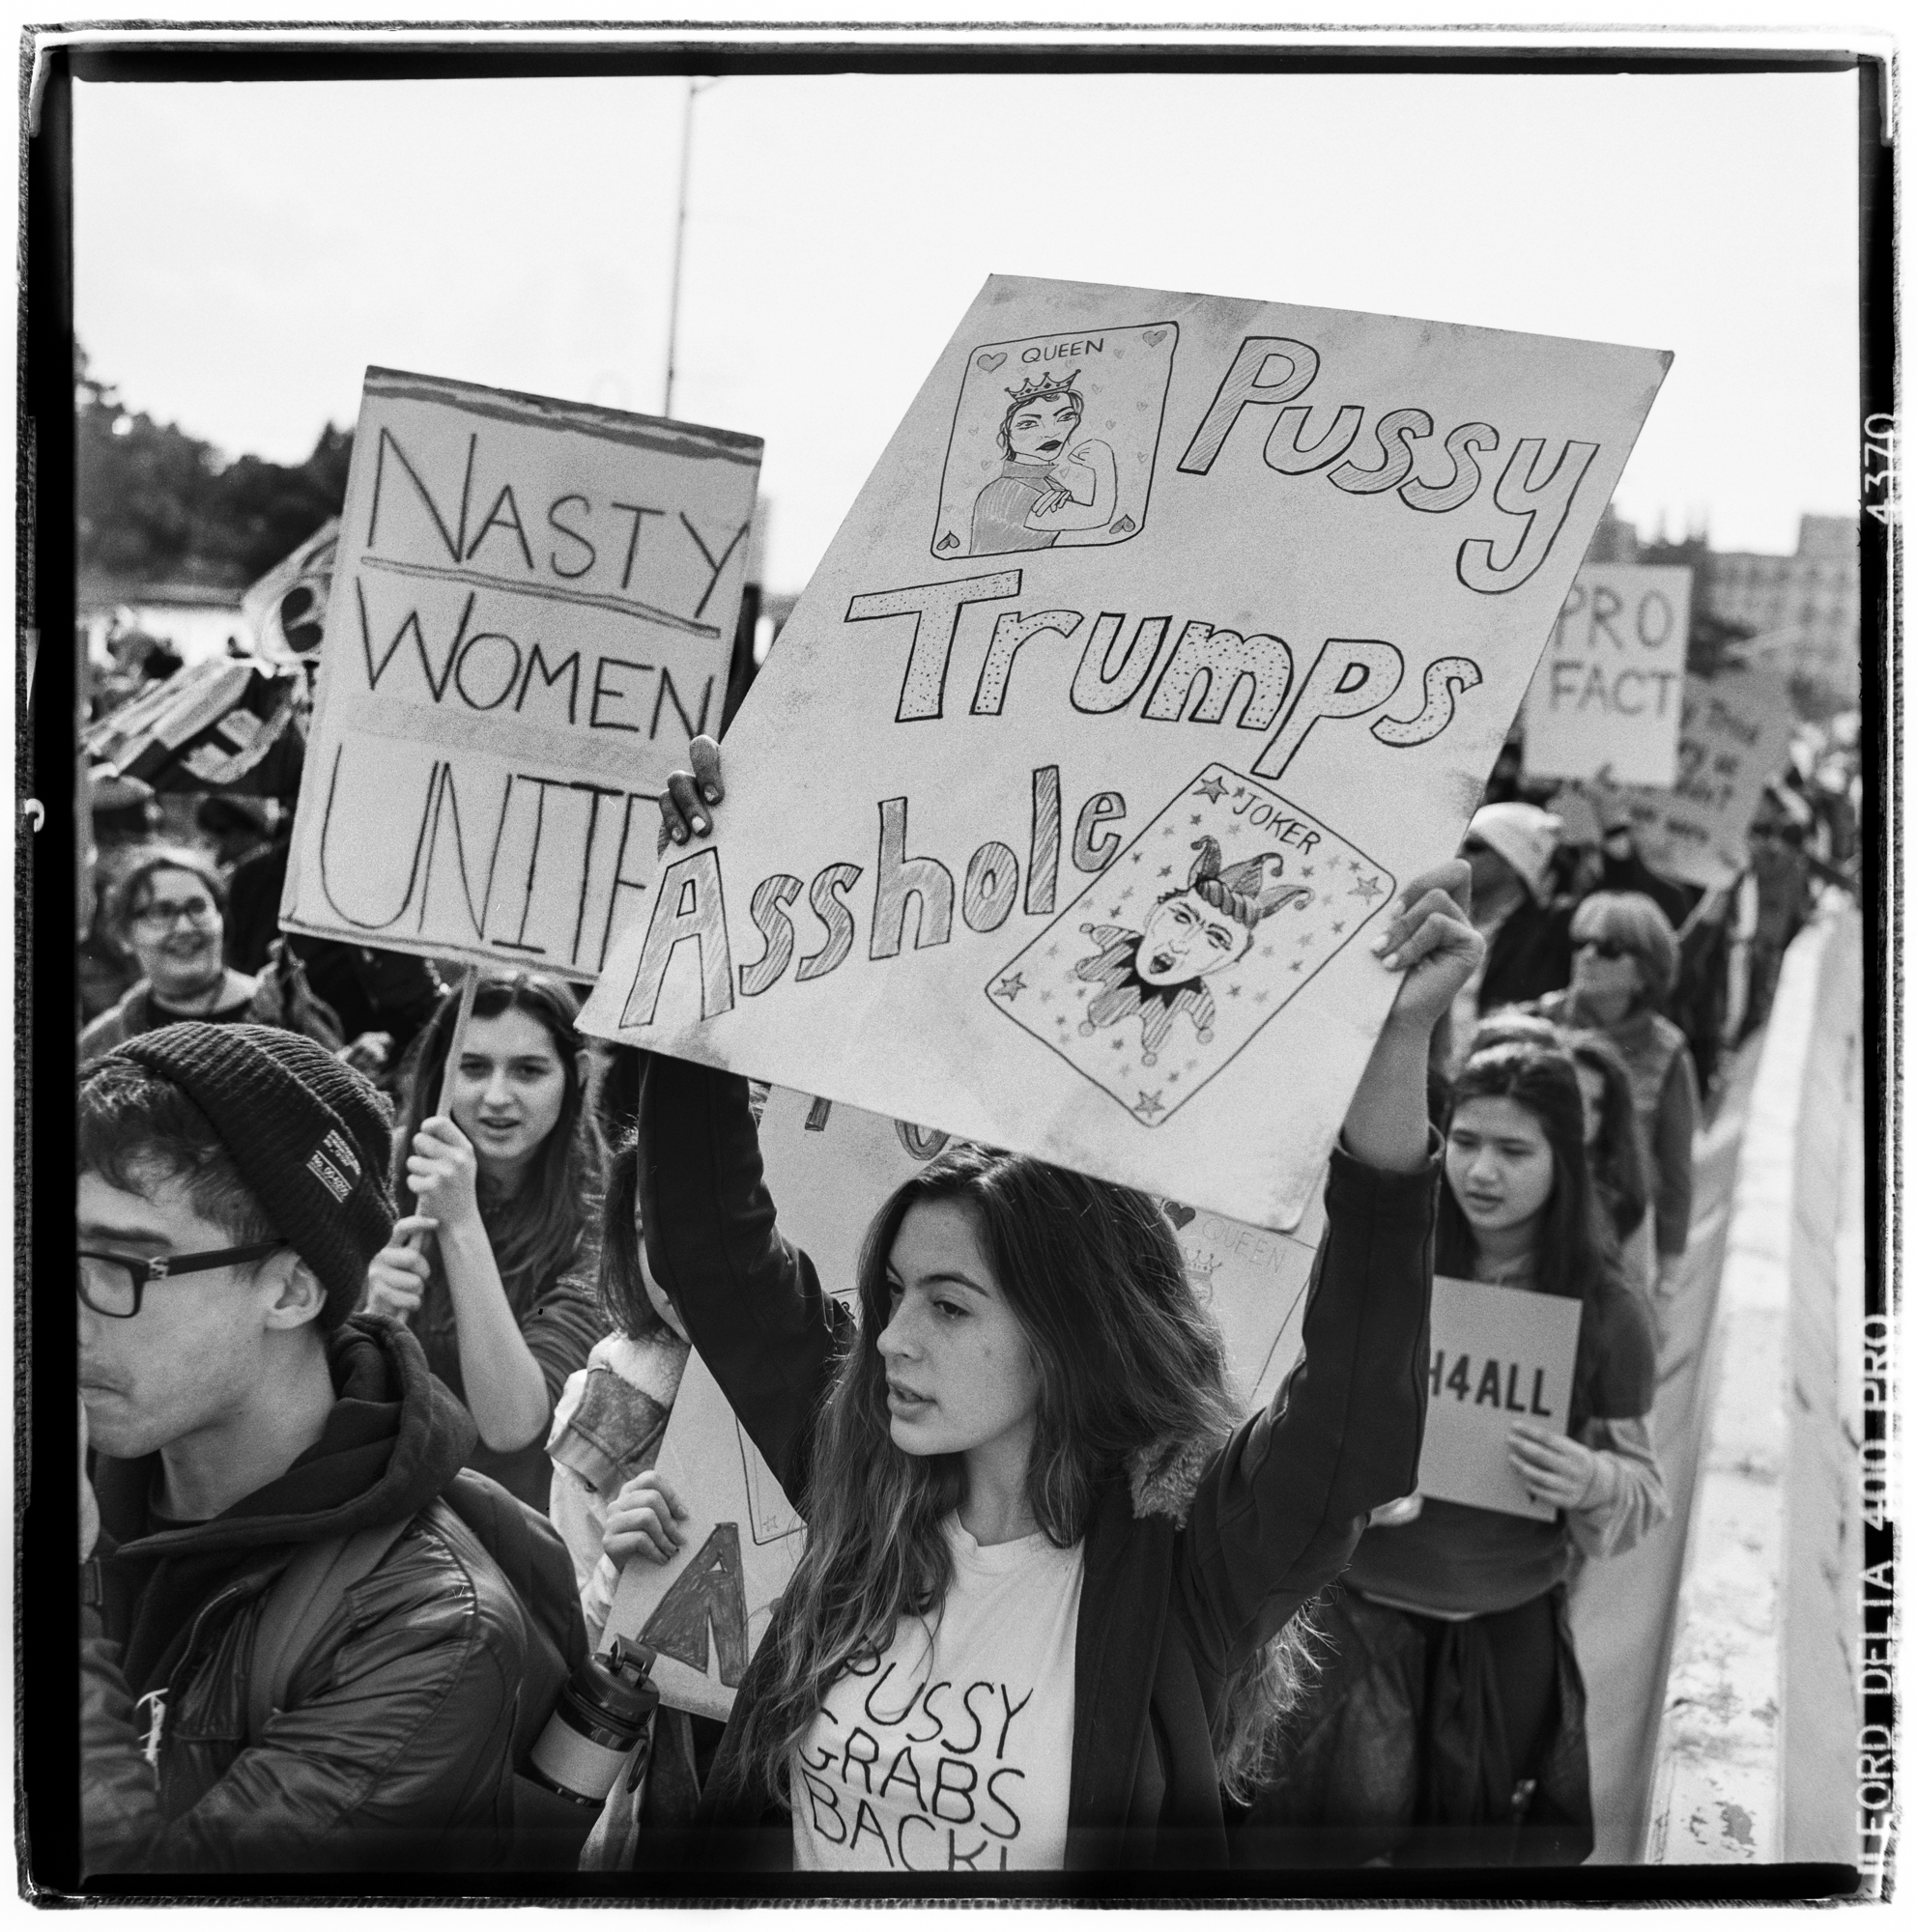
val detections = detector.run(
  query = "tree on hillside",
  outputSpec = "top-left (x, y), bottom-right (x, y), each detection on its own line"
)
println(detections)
top-left (75, 343), bottom-right (352, 589)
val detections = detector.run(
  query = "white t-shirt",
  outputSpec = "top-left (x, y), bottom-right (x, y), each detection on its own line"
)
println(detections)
top-left (791, 1515), bottom-right (1083, 1874)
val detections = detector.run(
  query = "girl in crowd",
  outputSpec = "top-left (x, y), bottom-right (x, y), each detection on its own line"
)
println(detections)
top-left (610, 741), bottom-right (1479, 1875)
top-left (1246, 1038), bottom-right (1666, 1866)
top-left (78, 849), bottom-right (260, 1059)
top-left (1565, 1029), bottom-right (1653, 1296)
top-left (1537, 891), bottom-right (1700, 1306)
top-left (364, 971), bottom-right (606, 1512)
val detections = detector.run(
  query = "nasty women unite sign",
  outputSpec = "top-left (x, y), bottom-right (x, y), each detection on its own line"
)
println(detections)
top-left (581, 277), bottom-right (1669, 1228)
top-left (281, 368), bottom-right (761, 978)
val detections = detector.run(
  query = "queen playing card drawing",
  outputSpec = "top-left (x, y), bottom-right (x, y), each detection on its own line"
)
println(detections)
top-left (987, 766), bottom-right (1395, 1126)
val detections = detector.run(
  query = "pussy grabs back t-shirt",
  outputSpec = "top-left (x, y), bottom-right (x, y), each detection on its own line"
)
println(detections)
top-left (791, 1516), bottom-right (1083, 1873)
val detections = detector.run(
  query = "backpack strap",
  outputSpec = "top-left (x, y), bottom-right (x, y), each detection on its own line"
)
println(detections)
top-left (245, 1516), bottom-right (414, 1744)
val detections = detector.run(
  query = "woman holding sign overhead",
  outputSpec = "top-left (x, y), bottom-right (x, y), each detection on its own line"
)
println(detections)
top-left (363, 971), bottom-right (607, 1511)
top-left (606, 738), bottom-right (1478, 1876)
top-left (1245, 1037), bottom-right (1665, 1866)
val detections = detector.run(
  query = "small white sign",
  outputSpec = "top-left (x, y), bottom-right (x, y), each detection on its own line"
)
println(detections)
top-left (1523, 564), bottom-right (1691, 786)
top-left (1417, 1273), bottom-right (1583, 1521)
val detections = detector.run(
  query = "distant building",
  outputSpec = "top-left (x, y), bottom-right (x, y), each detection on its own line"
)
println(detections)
top-left (1695, 515), bottom-right (1861, 703)
top-left (1598, 510), bottom-right (1861, 706)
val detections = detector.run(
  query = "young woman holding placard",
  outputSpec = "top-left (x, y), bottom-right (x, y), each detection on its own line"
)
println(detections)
top-left (1245, 1037), bottom-right (1666, 1866)
top-left (608, 739), bottom-right (1479, 1875)
top-left (363, 970), bottom-right (606, 1512)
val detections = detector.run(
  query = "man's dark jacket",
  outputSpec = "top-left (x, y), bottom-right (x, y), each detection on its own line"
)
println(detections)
top-left (81, 1317), bottom-right (527, 1872)
top-left (632, 1055), bottom-right (1437, 1873)
top-left (1479, 894), bottom-right (1577, 1015)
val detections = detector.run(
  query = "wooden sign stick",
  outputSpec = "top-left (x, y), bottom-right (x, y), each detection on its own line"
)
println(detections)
top-left (401, 967), bottom-right (481, 1265)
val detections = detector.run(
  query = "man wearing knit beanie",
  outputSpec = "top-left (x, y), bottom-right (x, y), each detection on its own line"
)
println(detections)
top-left (77, 1023), bottom-right (529, 1871)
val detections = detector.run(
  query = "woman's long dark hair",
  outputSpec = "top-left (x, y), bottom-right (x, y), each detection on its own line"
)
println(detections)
top-left (724, 1144), bottom-right (1314, 1804)
top-left (393, 970), bottom-right (599, 1308)
top-left (1439, 1040), bottom-right (1620, 1423)
top-left (1565, 1030), bottom-right (1648, 1242)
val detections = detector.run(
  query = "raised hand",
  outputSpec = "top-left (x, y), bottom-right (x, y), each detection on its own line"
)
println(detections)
top-left (657, 735), bottom-right (725, 853)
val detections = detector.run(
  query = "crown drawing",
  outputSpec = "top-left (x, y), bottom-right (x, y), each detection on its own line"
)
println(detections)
top-left (1006, 369), bottom-right (1080, 403)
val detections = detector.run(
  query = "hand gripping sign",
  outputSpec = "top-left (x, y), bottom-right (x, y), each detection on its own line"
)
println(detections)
top-left (280, 368), bottom-right (762, 981)
top-left (1417, 1275), bottom-right (1584, 1521)
top-left (580, 276), bottom-right (1669, 1230)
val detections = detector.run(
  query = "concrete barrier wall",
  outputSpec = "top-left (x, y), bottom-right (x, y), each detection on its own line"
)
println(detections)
top-left (1644, 901), bottom-right (1864, 1864)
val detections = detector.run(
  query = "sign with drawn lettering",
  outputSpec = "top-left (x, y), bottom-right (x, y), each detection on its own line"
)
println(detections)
top-left (757, 1086), bottom-right (1319, 1413)
top-left (579, 276), bottom-right (1670, 1229)
top-left (243, 518), bottom-right (340, 668)
top-left (1576, 657), bottom-right (1797, 889)
top-left (601, 1345), bottom-right (804, 1720)
top-left (1418, 1274), bottom-right (1583, 1521)
top-left (1522, 564), bottom-right (1691, 786)
top-left (281, 367), bottom-right (761, 978)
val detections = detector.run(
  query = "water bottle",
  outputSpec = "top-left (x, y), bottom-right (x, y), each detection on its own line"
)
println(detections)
top-left (528, 1637), bottom-right (661, 1807)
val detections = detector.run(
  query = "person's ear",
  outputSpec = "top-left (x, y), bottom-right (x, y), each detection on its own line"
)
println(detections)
top-left (261, 1253), bottom-right (328, 1332)
top-left (575, 1047), bottom-right (592, 1094)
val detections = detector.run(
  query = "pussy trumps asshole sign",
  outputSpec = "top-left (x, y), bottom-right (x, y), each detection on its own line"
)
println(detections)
top-left (581, 276), bottom-right (1669, 1229)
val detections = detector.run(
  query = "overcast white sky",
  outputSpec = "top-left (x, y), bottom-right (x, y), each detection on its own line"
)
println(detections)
top-left (73, 64), bottom-right (1861, 593)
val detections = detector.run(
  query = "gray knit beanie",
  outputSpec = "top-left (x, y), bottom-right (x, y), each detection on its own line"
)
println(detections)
top-left (113, 1023), bottom-right (395, 1325)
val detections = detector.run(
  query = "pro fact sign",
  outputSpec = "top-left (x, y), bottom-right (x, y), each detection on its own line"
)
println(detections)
top-left (1522, 563), bottom-right (1692, 787)
top-left (281, 367), bottom-right (761, 979)
top-left (579, 276), bottom-right (1670, 1229)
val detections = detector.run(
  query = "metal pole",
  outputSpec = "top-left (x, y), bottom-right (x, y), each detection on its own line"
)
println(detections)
top-left (664, 77), bottom-right (716, 419)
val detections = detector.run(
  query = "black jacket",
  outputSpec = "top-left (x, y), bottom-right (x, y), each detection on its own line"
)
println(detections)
top-left (81, 1317), bottom-right (528, 1873)
top-left (632, 1055), bottom-right (1438, 1873)
top-left (1479, 894), bottom-right (1576, 1015)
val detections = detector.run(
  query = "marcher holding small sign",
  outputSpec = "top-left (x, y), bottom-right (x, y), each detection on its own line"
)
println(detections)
top-left (1245, 1037), bottom-right (1666, 1867)
top-left (590, 750), bottom-right (1483, 1873)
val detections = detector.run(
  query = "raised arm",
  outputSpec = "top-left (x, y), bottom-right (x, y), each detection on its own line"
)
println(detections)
top-left (1172, 862), bottom-right (1480, 1662)
top-left (635, 1051), bottom-right (848, 1512)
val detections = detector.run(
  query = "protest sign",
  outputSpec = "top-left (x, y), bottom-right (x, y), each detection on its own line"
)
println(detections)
top-left (82, 655), bottom-right (303, 794)
top-left (243, 518), bottom-right (339, 668)
top-left (1576, 657), bottom-right (1797, 889)
top-left (757, 1086), bottom-right (1318, 1411)
top-left (581, 276), bottom-right (1669, 1229)
top-left (601, 1346), bottom-right (805, 1720)
top-left (280, 368), bottom-right (762, 979)
top-left (1417, 1274), bottom-right (1582, 1521)
top-left (1522, 564), bottom-right (1691, 786)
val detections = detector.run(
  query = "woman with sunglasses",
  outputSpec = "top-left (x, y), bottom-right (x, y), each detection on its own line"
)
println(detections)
top-left (1534, 892), bottom-right (1698, 1311)
top-left (79, 850), bottom-right (259, 1062)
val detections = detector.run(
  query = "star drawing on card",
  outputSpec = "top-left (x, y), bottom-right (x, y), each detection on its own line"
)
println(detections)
top-left (1191, 774), bottom-right (1227, 803)
top-left (1069, 837), bottom-right (1313, 1066)
top-left (1351, 872), bottom-right (1385, 902)
top-left (993, 973), bottom-right (1027, 1001)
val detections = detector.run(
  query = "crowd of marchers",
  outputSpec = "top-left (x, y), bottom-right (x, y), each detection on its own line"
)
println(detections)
top-left (72, 679), bottom-right (1860, 1877)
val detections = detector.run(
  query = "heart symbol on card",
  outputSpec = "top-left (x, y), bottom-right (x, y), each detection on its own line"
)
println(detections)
top-left (1109, 513), bottom-right (1136, 535)
top-left (936, 532), bottom-right (961, 552)
top-left (978, 352), bottom-right (1006, 371)
top-left (1143, 328), bottom-right (1167, 347)
top-left (1161, 1200), bottom-right (1197, 1231)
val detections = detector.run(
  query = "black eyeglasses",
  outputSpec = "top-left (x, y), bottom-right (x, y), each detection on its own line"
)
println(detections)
top-left (1573, 937), bottom-right (1632, 962)
top-left (78, 1241), bottom-right (285, 1320)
